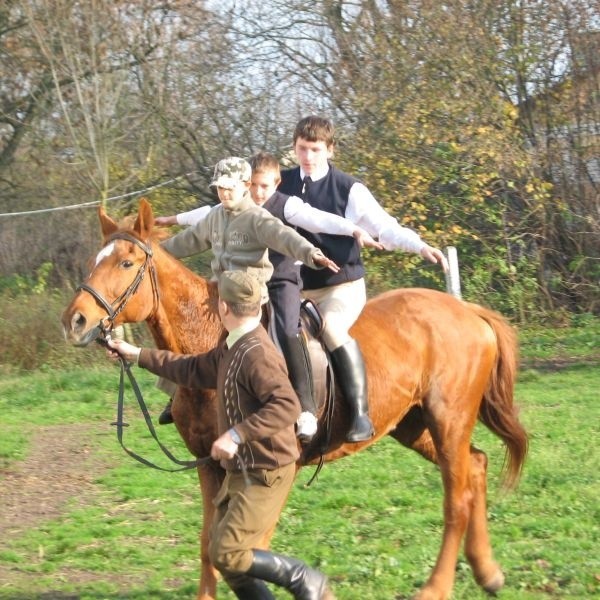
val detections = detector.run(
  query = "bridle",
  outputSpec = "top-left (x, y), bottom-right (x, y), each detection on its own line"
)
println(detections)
top-left (74, 231), bottom-right (218, 473)
top-left (77, 232), bottom-right (160, 338)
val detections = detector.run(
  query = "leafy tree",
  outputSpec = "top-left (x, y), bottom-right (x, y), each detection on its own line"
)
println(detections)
top-left (230, 0), bottom-right (598, 320)
top-left (0, 0), bottom-right (598, 321)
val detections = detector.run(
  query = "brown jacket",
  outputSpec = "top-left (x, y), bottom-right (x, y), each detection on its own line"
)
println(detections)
top-left (138, 325), bottom-right (301, 472)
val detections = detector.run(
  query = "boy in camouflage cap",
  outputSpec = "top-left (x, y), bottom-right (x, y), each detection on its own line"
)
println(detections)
top-left (161, 156), bottom-right (337, 293)
top-left (210, 156), bottom-right (252, 189)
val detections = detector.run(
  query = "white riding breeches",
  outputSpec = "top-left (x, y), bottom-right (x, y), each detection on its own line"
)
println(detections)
top-left (301, 278), bottom-right (366, 351)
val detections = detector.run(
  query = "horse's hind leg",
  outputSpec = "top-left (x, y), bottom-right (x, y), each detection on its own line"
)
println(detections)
top-left (391, 409), bottom-right (462, 600)
top-left (424, 425), bottom-right (504, 598)
top-left (425, 431), bottom-right (475, 599)
top-left (392, 405), bottom-right (500, 600)
top-left (464, 446), bottom-right (504, 593)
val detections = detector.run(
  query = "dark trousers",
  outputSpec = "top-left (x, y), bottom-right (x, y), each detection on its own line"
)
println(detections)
top-left (267, 277), bottom-right (302, 344)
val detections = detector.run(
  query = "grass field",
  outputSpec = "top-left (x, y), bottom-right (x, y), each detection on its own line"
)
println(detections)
top-left (1, 326), bottom-right (599, 599)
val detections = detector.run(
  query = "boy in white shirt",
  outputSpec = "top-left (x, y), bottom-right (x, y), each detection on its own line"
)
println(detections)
top-left (279, 115), bottom-right (449, 442)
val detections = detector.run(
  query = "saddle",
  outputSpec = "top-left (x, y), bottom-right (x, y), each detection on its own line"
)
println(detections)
top-left (265, 299), bottom-right (337, 465)
top-left (298, 299), bottom-right (332, 418)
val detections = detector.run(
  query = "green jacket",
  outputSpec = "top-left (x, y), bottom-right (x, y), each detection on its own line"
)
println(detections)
top-left (161, 193), bottom-right (323, 301)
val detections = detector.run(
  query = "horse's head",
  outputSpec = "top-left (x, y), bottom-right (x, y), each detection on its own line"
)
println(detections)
top-left (61, 199), bottom-right (159, 346)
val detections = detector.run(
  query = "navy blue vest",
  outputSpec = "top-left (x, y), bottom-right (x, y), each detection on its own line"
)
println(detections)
top-left (263, 191), bottom-right (301, 284)
top-left (279, 164), bottom-right (365, 290)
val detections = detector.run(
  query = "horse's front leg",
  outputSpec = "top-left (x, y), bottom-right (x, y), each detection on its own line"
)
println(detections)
top-left (463, 447), bottom-right (505, 593)
top-left (197, 463), bottom-right (226, 600)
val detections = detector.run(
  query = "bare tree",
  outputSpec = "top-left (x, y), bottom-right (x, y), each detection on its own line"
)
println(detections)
top-left (0, 0), bottom-right (236, 283)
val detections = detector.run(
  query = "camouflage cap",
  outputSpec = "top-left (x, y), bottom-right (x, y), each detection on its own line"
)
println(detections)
top-left (210, 157), bottom-right (252, 189)
top-left (218, 270), bottom-right (261, 305)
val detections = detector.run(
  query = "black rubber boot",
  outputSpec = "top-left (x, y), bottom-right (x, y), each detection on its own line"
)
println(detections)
top-left (230, 577), bottom-right (276, 599)
top-left (158, 399), bottom-right (174, 425)
top-left (246, 549), bottom-right (328, 600)
top-left (330, 339), bottom-right (374, 442)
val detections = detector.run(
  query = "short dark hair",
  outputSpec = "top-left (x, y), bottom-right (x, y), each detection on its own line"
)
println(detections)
top-left (293, 116), bottom-right (335, 147)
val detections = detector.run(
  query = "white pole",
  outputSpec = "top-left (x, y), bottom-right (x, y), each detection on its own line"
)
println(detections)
top-left (444, 246), bottom-right (462, 299)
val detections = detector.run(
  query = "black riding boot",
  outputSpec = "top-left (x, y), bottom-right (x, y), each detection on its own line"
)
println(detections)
top-left (280, 334), bottom-right (316, 414)
top-left (230, 576), bottom-right (276, 599)
top-left (330, 339), bottom-right (374, 442)
top-left (280, 334), bottom-right (317, 441)
top-left (158, 399), bottom-right (174, 425)
top-left (246, 549), bottom-right (328, 600)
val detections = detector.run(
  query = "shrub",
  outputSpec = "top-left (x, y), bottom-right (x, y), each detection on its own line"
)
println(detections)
top-left (0, 288), bottom-right (150, 373)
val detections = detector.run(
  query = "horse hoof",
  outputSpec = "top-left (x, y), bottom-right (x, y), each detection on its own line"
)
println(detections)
top-left (481, 569), bottom-right (505, 593)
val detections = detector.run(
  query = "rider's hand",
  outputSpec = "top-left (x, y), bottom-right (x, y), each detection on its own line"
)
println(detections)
top-left (353, 228), bottom-right (384, 250)
top-left (313, 250), bottom-right (340, 273)
top-left (106, 338), bottom-right (142, 363)
top-left (154, 215), bottom-right (178, 226)
top-left (420, 245), bottom-right (449, 273)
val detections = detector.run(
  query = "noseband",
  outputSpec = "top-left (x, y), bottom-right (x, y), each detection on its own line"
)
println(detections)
top-left (77, 232), bottom-right (159, 336)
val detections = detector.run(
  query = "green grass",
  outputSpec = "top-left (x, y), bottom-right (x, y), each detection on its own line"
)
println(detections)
top-left (1, 323), bottom-right (599, 599)
top-left (518, 313), bottom-right (600, 364)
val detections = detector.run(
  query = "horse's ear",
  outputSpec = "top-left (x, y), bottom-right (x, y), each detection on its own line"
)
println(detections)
top-left (98, 205), bottom-right (118, 237)
top-left (134, 198), bottom-right (154, 237)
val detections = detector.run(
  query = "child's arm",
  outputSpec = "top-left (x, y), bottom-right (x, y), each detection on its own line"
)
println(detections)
top-left (160, 211), bottom-right (213, 258)
top-left (253, 211), bottom-right (339, 272)
top-left (283, 195), bottom-right (383, 249)
top-left (346, 182), bottom-right (448, 271)
top-left (155, 205), bottom-right (212, 227)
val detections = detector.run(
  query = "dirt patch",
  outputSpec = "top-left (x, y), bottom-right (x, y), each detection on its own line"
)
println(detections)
top-left (0, 423), bottom-right (112, 593)
top-left (0, 424), bottom-right (106, 538)
top-left (520, 355), bottom-right (600, 371)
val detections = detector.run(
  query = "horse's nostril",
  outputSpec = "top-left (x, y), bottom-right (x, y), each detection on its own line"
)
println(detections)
top-left (72, 312), bottom-right (86, 331)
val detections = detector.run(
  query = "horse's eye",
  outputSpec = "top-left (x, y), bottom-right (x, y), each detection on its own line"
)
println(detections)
top-left (121, 259), bottom-right (134, 269)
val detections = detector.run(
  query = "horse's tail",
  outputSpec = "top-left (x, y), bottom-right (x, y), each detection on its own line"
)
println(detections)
top-left (469, 303), bottom-right (529, 489)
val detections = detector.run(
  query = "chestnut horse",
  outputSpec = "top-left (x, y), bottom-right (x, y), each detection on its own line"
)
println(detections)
top-left (61, 199), bottom-right (527, 600)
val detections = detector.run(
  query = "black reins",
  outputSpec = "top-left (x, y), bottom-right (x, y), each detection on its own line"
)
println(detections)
top-left (109, 348), bottom-right (214, 472)
top-left (108, 347), bottom-right (247, 481)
